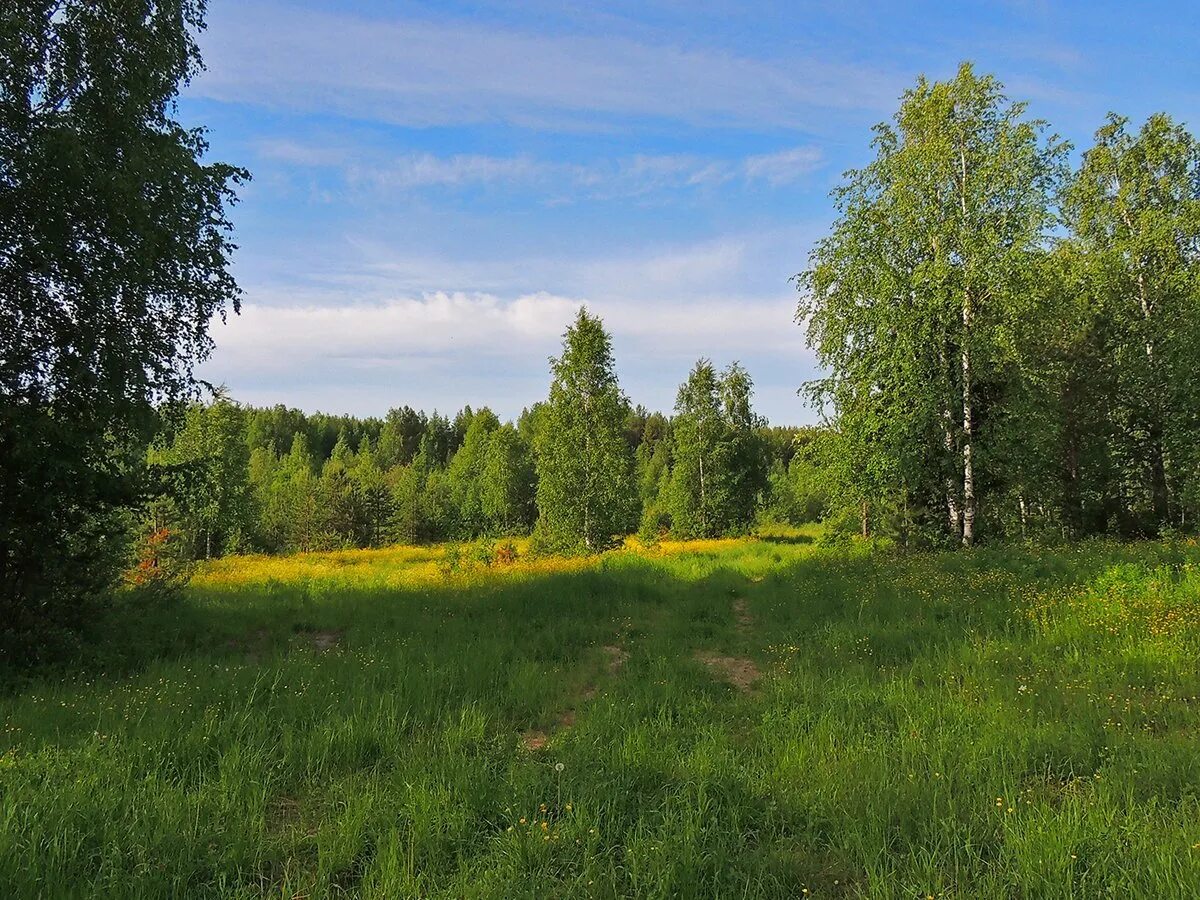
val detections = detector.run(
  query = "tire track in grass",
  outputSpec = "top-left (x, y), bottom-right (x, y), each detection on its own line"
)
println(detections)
top-left (695, 593), bottom-right (761, 692)
top-left (520, 643), bottom-right (629, 752)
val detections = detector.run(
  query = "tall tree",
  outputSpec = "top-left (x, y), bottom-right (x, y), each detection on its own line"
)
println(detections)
top-left (799, 63), bottom-right (1066, 545)
top-left (1, 0), bottom-right (246, 658)
top-left (149, 398), bottom-right (253, 559)
top-left (349, 443), bottom-right (392, 548)
top-left (280, 433), bottom-right (320, 552)
top-left (1065, 113), bottom-right (1200, 532)
top-left (534, 309), bottom-right (636, 551)
top-left (669, 360), bottom-right (768, 538)
top-left (480, 424), bottom-right (535, 534)
top-left (376, 406), bottom-right (426, 469)
top-left (669, 360), bottom-right (725, 538)
top-left (446, 407), bottom-right (499, 537)
top-left (718, 362), bottom-right (769, 532)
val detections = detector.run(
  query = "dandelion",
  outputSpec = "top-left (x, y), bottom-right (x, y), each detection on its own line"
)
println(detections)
top-left (555, 762), bottom-right (565, 772)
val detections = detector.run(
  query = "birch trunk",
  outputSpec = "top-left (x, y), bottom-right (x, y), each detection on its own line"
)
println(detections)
top-left (958, 135), bottom-right (976, 548)
top-left (942, 406), bottom-right (961, 540)
top-left (961, 310), bottom-right (976, 548)
top-left (1123, 202), bottom-right (1170, 524)
top-left (1138, 271), bottom-right (1170, 523)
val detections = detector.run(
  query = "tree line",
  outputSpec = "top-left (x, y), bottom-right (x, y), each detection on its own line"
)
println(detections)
top-left (142, 309), bottom-right (811, 565)
top-left (799, 63), bottom-right (1200, 547)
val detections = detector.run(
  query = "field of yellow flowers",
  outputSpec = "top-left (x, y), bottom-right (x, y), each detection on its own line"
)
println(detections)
top-left (3, 530), bottom-right (1200, 898)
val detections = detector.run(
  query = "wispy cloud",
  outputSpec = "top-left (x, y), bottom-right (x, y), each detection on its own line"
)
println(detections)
top-left (253, 142), bottom-right (822, 197)
top-left (742, 146), bottom-right (824, 186)
top-left (345, 153), bottom-right (546, 191)
top-left (194, 3), bottom-right (896, 130)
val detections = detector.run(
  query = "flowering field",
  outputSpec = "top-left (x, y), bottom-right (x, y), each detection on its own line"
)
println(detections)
top-left (3, 532), bottom-right (1200, 897)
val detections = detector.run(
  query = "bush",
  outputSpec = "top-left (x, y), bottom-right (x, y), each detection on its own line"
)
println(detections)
top-left (493, 540), bottom-right (519, 566)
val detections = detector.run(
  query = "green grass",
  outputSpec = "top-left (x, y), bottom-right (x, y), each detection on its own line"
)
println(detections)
top-left (4, 529), bottom-right (1200, 897)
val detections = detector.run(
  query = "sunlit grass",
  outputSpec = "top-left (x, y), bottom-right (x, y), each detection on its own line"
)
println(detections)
top-left (3, 529), bottom-right (1200, 897)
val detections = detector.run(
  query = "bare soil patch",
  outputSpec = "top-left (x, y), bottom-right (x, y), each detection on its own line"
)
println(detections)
top-left (295, 628), bottom-right (343, 652)
top-left (519, 730), bottom-right (550, 752)
top-left (602, 644), bottom-right (629, 674)
top-left (520, 642), bottom-right (627, 749)
top-left (695, 651), bottom-right (761, 693)
top-left (733, 597), bottom-right (753, 632)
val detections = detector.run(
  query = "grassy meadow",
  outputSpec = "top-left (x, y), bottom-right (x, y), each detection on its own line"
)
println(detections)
top-left (4, 529), bottom-right (1200, 897)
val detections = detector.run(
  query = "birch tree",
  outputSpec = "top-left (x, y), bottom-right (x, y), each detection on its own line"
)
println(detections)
top-left (669, 360), bottom-right (724, 538)
top-left (1066, 114), bottom-right (1200, 531)
top-left (533, 309), bottom-right (636, 552)
top-left (799, 63), bottom-right (1066, 545)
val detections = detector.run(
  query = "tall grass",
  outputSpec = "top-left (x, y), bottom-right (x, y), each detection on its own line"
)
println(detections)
top-left (3, 531), bottom-right (1200, 897)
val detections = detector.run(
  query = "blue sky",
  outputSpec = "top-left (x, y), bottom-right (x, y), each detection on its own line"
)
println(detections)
top-left (184, 0), bottom-right (1199, 424)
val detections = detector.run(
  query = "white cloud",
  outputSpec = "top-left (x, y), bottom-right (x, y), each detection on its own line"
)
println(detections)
top-left (198, 230), bottom-right (823, 422)
top-left (200, 289), bottom-right (812, 415)
top-left (209, 290), bottom-right (580, 373)
top-left (193, 4), bottom-right (896, 129)
top-left (252, 139), bottom-right (351, 167)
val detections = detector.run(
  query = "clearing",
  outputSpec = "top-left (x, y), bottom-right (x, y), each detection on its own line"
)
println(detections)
top-left (3, 528), bottom-right (1200, 897)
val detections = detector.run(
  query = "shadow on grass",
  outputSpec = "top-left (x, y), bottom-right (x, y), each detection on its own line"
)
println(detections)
top-left (13, 536), bottom-right (1190, 694)
top-left (756, 533), bottom-right (816, 546)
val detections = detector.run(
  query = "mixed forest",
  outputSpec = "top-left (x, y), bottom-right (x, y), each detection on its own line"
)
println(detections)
top-left (3, 2), bottom-right (1200, 668)
top-left (137, 64), bottom-right (1200, 583)
top-left (141, 316), bottom-right (803, 565)
top-left (6, 4), bottom-right (1200, 897)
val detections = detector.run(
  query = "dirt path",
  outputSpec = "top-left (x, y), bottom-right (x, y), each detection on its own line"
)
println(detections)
top-left (520, 642), bottom-right (629, 751)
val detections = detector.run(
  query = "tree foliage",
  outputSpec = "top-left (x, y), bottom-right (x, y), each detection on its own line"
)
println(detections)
top-left (1, 0), bottom-right (246, 661)
top-left (800, 64), bottom-right (1200, 544)
top-left (533, 309), bottom-right (637, 552)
